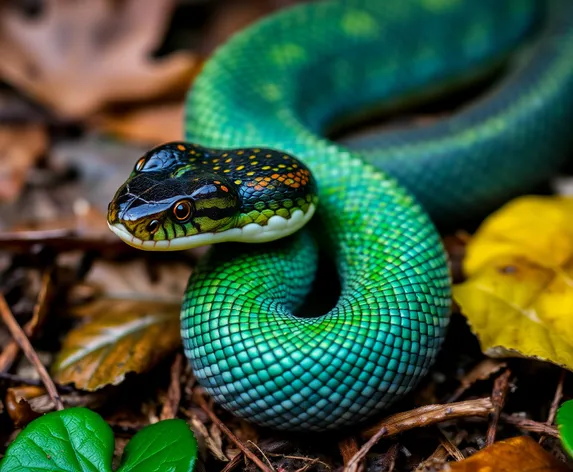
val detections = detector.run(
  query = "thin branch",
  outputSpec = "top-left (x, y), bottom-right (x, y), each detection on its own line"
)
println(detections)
top-left (0, 268), bottom-right (52, 373)
top-left (0, 294), bottom-right (64, 410)
top-left (501, 413), bottom-right (559, 437)
top-left (539, 369), bottom-right (566, 445)
top-left (347, 398), bottom-right (493, 472)
top-left (220, 453), bottom-right (244, 472)
top-left (548, 370), bottom-right (566, 424)
top-left (361, 397), bottom-right (493, 439)
top-left (0, 371), bottom-right (74, 392)
top-left (247, 441), bottom-right (275, 472)
top-left (447, 359), bottom-right (507, 403)
top-left (0, 229), bottom-right (130, 251)
top-left (439, 437), bottom-right (464, 461)
top-left (265, 453), bottom-right (330, 469)
top-left (160, 353), bottom-right (183, 420)
top-left (196, 395), bottom-right (272, 472)
top-left (486, 369), bottom-right (511, 445)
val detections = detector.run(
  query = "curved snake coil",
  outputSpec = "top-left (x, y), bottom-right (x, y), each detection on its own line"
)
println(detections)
top-left (111, 0), bottom-right (573, 431)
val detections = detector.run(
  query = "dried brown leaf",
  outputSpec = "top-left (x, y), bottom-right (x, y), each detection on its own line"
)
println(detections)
top-left (93, 101), bottom-right (185, 146)
top-left (52, 256), bottom-right (191, 390)
top-left (443, 436), bottom-right (568, 472)
top-left (0, 124), bottom-right (47, 203)
top-left (190, 413), bottom-right (229, 462)
top-left (52, 300), bottom-right (180, 391)
top-left (5, 385), bottom-right (44, 427)
top-left (5, 384), bottom-right (102, 425)
top-left (0, 0), bottom-right (199, 119)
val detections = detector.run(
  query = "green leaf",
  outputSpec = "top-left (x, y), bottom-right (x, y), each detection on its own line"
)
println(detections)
top-left (0, 408), bottom-right (197, 472)
top-left (118, 419), bottom-right (198, 472)
top-left (0, 407), bottom-right (114, 472)
top-left (557, 399), bottom-right (573, 458)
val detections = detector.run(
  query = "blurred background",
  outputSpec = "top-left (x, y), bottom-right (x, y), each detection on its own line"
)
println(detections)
top-left (0, 0), bottom-right (300, 237)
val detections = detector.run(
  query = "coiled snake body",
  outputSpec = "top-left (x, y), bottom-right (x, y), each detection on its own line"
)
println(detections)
top-left (108, 0), bottom-right (573, 431)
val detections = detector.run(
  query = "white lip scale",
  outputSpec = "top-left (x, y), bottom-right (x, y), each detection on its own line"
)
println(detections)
top-left (108, 203), bottom-right (316, 251)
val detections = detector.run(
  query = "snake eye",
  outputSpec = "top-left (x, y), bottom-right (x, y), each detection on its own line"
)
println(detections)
top-left (173, 200), bottom-right (192, 221)
top-left (135, 157), bottom-right (146, 172)
top-left (147, 220), bottom-right (160, 234)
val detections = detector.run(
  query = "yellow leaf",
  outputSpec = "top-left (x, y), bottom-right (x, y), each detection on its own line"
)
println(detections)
top-left (443, 436), bottom-right (568, 472)
top-left (464, 196), bottom-right (573, 273)
top-left (453, 195), bottom-right (573, 370)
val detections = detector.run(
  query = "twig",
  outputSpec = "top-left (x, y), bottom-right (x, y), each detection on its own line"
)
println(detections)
top-left (416, 428), bottom-right (465, 470)
top-left (220, 453), bottom-right (244, 472)
top-left (196, 395), bottom-right (272, 472)
top-left (380, 444), bottom-right (399, 472)
top-left (0, 294), bottom-right (64, 410)
top-left (247, 441), bottom-right (275, 471)
top-left (447, 359), bottom-right (507, 403)
top-left (265, 453), bottom-right (330, 469)
top-left (486, 369), bottom-right (511, 445)
top-left (0, 229), bottom-right (130, 251)
top-left (347, 398), bottom-right (494, 472)
top-left (361, 398), bottom-right (494, 439)
top-left (0, 269), bottom-right (52, 373)
top-left (414, 444), bottom-right (449, 472)
top-left (439, 436), bottom-right (464, 461)
top-left (501, 413), bottom-right (559, 437)
top-left (160, 353), bottom-right (183, 420)
top-left (0, 372), bottom-right (74, 392)
top-left (540, 369), bottom-right (566, 445)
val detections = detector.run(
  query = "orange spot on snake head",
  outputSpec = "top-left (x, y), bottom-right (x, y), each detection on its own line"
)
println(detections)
top-left (271, 174), bottom-right (279, 179)
top-left (221, 185), bottom-right (229, 192)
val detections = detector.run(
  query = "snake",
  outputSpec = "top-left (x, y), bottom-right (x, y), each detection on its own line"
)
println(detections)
top-left (107, 0), bottom-right (573, 431)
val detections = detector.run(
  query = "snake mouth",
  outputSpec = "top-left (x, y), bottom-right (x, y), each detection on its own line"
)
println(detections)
top-left (108, 203), bottom-right (317, 251)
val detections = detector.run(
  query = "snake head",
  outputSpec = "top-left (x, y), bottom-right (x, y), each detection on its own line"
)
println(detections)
top-left (107, 162), bottom-right (240, 251)
top-left (108, 142), bottom-right (319, 251)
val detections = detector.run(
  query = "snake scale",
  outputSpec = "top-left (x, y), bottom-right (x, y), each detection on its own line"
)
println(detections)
top-left (108, 0), bottom-right (573, 431)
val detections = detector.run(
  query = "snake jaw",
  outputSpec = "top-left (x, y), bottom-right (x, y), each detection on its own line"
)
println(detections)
top-left (108, 203), bottom-right (316, 251)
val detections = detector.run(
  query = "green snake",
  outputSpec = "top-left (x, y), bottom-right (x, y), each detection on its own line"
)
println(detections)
top-left (108, 0), bottom-right (573, 431)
